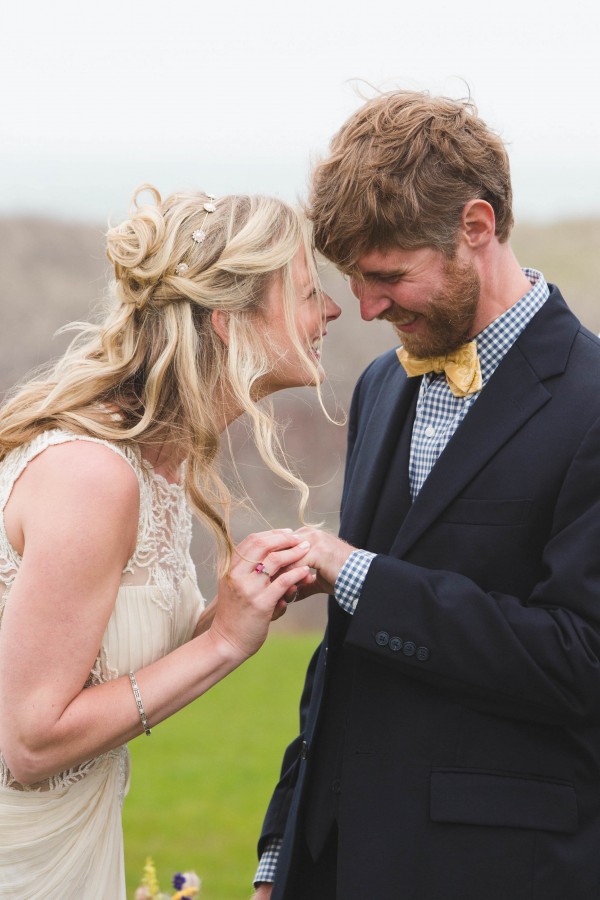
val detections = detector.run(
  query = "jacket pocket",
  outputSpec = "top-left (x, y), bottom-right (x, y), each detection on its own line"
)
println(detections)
top-left (430, 768), bottom-right (578, 834)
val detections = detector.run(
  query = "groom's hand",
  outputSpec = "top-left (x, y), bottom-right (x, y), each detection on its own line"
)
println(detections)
top-left (251, 885), bottom-right (272, 900)
top-left (293, 528), bottom-right (355, 595)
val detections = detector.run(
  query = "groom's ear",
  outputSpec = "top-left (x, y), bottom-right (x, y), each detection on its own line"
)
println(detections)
top-left (460, 198), bottom-right (495, 248)
top-left (211, 309), bottom-right (230, 346)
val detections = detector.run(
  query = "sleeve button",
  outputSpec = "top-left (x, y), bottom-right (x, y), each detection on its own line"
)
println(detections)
top-left (416, 646), bottom-right (430, 662)
top-left (389, 637), bottom-right (403, 652)
top-left (375, 630), bottom-right (390, 646)
top-left (403, 641), bottom-right (416, 657)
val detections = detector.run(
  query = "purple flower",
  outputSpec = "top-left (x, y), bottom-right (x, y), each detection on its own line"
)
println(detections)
top-left (173, 873), bottom-right (186, 891)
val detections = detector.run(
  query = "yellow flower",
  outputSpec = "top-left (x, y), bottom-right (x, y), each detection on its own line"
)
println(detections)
top-left (141, 856), bottom-right (161, 898)
top-left (134, 859), bottom-right (201, 899)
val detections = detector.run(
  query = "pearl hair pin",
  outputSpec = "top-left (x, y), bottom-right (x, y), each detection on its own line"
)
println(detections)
top-left (191, 194), bottom-right (217, 244)
top-left (174, 194), bottom-right (217, 274)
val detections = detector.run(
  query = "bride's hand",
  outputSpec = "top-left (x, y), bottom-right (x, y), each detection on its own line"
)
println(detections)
top-left (208, 530), bottom-right (315, 663)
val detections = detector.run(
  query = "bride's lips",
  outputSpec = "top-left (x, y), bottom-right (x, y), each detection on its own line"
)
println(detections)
top-left (308, 330), bottom-right (327, 361)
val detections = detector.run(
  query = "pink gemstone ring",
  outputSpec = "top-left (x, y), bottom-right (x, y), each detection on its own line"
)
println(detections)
top-left (254, 563), bottom-right (271, 577)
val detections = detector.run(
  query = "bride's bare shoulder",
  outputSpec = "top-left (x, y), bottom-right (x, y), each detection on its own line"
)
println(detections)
top-left (19, 438), bottom-right (138, 493)
top-left (5, 439), bottom-right (140, 556)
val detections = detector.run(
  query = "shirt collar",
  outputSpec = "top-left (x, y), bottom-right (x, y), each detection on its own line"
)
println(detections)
top-left (473, 269), bottom-right (549, 385)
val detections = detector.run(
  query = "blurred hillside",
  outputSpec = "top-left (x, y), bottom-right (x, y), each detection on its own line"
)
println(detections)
top-left (1, 216), bottom-right (599, 630)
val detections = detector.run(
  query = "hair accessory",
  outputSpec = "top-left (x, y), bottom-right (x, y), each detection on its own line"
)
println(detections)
top-left (129, 671), bottom-right (152, 736)
top-left (175, 193), bottom-right (217, 274)
top-left (191, 193), bottom-right (217, 244)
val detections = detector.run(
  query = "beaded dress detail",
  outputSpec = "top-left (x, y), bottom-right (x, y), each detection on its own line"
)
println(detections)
top-left (0, 429), bottom-right (205, 898)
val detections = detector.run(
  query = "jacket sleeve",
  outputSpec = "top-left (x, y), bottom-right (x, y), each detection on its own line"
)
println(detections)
top-left (345, 413), bottom-right (600, 726)
top-left (257, 641), bottom-right (322, 854)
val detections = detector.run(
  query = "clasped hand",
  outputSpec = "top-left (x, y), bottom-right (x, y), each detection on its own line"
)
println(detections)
top-left (284, 527), bottom-right (356, 600)
top-left (208, 530), bottom-right (314, 663)
top-left (208, 528), bottom-right (355, 664)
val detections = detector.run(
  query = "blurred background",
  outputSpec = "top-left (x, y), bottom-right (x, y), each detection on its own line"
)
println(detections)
top-left (1, 1), bottom-right (599, 895)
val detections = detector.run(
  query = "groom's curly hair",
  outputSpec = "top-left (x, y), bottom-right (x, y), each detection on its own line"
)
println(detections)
top-left (307, 89), bottom-right (514, 271)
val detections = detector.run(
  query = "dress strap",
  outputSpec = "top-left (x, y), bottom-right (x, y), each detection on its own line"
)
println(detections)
top-left (0, 430), bottom-right (153, 587)
top-left (0, 428), bottom-right (143, 514)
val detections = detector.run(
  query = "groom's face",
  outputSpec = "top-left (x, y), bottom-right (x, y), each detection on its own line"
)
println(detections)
top-left (349, 245), bottom-right (481, 358)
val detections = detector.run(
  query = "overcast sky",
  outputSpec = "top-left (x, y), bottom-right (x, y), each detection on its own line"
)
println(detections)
top-left (1, 0), bottom-right (599, 224)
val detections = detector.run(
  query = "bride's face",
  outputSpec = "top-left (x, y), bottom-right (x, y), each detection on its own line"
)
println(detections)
top-left (256, 248), bottom-right (341, 395)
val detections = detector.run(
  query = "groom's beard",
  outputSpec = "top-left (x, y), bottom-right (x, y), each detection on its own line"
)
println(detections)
top-left (381, 256), bottom-right (481, 358)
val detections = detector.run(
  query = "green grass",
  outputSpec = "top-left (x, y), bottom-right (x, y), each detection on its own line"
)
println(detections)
top-left (123, 633), bottom-right (321, 899)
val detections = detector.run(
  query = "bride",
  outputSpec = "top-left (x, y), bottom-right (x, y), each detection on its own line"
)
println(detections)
top-left (0, 185), bottom-right (340, 898)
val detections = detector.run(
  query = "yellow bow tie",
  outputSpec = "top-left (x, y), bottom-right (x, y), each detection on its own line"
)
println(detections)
top-left (397, 340), bottom-right (482, 398)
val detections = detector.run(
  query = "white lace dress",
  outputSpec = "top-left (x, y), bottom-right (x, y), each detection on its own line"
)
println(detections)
top-left (0, 429), bottom-right (205, 899)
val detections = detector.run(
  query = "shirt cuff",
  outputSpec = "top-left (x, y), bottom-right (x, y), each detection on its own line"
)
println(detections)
top-left (254, 837), bottom-right (283, 886)
top-left (334, 549), bottom-right (376, 614)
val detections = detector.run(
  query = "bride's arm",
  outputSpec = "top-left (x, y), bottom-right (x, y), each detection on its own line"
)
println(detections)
top-left (193, 600), bottom-right (218, 636)
top-left (0, 441), bottom-right (310, 785)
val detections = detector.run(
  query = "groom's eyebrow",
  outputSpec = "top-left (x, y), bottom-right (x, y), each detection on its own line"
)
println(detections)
top-left (362, 267), bottom-right (407, 279)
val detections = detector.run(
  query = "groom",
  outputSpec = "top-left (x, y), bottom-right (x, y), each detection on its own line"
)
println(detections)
top-left (253, 90), bottom-right (600, 899)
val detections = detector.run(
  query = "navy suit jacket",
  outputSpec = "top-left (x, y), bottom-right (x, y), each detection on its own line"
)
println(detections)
top-left (259, 287), bottom-right (600, 899)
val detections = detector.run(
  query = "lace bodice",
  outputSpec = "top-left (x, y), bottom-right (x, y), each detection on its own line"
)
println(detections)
top-left (0, 429), bottom-right (205, 792)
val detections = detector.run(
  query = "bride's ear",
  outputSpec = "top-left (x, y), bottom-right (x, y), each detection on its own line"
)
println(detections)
top-left (211, 310), bottom-right (230, 346)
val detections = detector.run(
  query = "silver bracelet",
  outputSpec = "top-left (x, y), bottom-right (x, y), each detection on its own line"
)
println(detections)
top-left (128, 671), bottom-right (151, 736)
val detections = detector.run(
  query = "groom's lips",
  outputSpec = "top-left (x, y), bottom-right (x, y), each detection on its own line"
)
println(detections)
top-left (382, 311), bottom-right (420, 331)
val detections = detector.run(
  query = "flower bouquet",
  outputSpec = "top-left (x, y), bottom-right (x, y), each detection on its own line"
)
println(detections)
top-left (134, 857), bottom-right (201, 899)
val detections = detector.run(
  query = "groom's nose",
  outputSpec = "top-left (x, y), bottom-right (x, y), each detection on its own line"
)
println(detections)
top-left (359, 293), bottom-right (393, 321)
top-left (349, 277), bottom-right (392, 321)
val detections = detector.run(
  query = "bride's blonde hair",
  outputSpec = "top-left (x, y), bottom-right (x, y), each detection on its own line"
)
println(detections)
top-left (0, 185), bottom-right (327, 570)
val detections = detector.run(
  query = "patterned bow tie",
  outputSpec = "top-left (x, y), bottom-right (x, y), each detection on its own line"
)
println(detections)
top-left (397, 340), bottom-right (482, 398)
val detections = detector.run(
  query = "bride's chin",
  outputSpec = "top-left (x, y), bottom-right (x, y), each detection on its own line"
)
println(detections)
top-left (291, 366), bottom-right (324, 389)
top-left (253, 361), bottom-right (325, 397)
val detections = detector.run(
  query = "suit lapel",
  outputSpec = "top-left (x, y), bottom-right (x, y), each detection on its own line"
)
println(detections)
top-left (389, 348), bottom-right (549, 557)
top-left (389, 286), bottom-right (579, 558)
top-left (340, 362), bottom-right (419, 547)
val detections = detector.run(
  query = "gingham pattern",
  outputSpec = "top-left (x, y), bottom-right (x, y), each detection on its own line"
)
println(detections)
top-left (254, 838), bottom-right (282, 885)
top-left (409, 269), bottom-right (548, 498)
top-left (334, 549), bottom-right (378, 614)
top-left (254, 271), bottom-right (550, 885)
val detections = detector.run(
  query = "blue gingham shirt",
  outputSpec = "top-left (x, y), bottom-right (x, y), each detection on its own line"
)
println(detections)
top-left (255, 269), bottom-right (549, 886)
